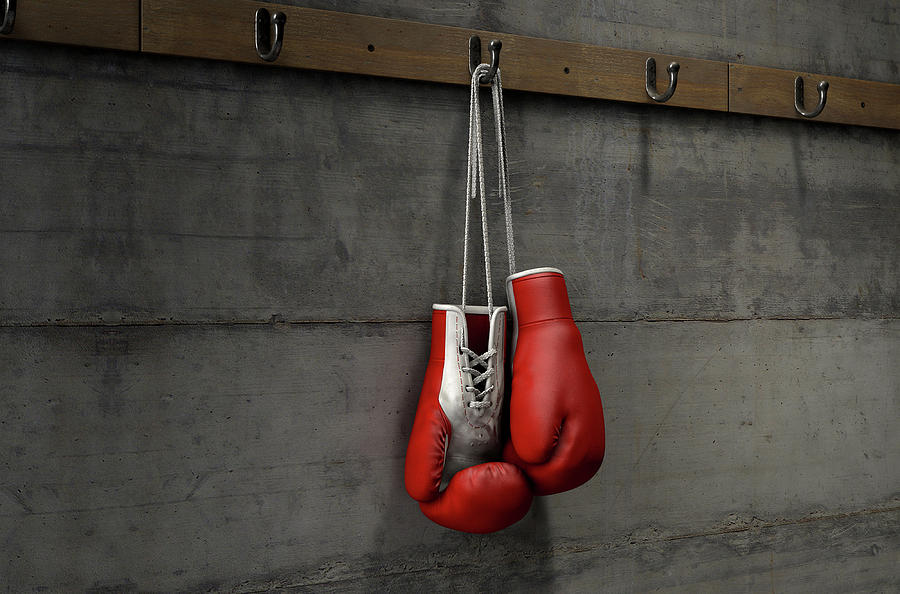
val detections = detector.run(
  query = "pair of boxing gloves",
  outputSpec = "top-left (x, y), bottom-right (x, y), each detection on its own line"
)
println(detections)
top-left (404, 267), bottom-right (606, 533)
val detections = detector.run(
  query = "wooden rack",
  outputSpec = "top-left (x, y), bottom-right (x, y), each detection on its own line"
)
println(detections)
top-left (2, 0), bottom-right (899, 130)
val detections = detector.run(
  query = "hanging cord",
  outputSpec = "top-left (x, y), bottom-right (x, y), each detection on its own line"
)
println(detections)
top-left (490, 68), bottom-right (516, 275)
top-left (460, 66), bottom-right (476, 311)
top-left (462, 64), bottom-right (492, 313)
top-left (458, 63), bottom-right (520, 411)
top-left (461, 64), bottom-right (517, 313)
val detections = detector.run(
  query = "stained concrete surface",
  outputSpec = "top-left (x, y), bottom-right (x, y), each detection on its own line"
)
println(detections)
top-left (0, 1), bottom-right (898, 591)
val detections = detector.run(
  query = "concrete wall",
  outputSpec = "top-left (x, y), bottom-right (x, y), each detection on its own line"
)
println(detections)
top-left (1, 1), bottom-right (897, 591)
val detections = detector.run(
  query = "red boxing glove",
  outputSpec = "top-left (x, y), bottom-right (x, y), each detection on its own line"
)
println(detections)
top-left (405, 305), bottom-right (533, 533)
top-left (503, 268), bottom-right (606, 495)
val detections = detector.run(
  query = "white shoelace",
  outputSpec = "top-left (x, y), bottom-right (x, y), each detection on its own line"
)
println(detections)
top-left (461, 64), bottom-right (516, 315)
top-left (458, 63), bottom-right (516, 411)
top-left (460, 346), bottom-right (496, 408)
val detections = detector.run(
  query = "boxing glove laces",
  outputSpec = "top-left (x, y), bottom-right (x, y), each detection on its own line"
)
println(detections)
top-left (404, 304), bottom-right (531, 533)
top-left (404, 63), bottom-right (531, 533)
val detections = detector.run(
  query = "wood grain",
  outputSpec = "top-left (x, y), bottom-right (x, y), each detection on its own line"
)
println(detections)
top-left (3, 1), bottom-right (898, 130)
top-left (141, 0), bottom-right (728, 111)
top-left (1, 2), bottom-right (898, 593)
top-left (730, 63), bottom-right (900, 129)
top-left (0, 0), bottom-right (139, 51)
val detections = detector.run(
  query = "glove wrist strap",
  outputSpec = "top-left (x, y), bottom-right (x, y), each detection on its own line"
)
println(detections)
top-left (509, 270), bottom-right (574, 325)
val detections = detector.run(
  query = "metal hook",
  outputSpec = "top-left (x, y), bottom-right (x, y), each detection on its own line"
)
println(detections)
top-left (794, 76), bottom-right (828, 118)
top-left (255, 8), bottom-right (286, 63)
top-left (468, 36), bottom-right (501, 84)
top-left (645, 57), bottom-right (680, 103)
top-left (1, 0), bottom-right (16, 35)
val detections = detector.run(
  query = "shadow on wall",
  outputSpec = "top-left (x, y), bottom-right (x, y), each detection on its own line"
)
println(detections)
top-left (370, 423), bottom-right (556, 590)
top-left (365, 89), bottom-right (592, 587)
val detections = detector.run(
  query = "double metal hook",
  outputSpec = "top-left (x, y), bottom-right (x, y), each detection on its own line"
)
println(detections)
top-left (1, 0), bottom-right (16, 35)
top-left (794, 76), bottom-right (828, 118)
top-left (255, 7), bottom-right (286, 62)
top-left (645, 57), bottom-right (680, 103)
top-left (469, 36), bottom-right (502, 84)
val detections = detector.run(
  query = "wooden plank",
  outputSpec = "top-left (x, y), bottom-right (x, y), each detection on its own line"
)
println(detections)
top-left (730, 63), bottom-right (900, 129)
top-left (0, 319), bottom-right (897, 590)
top-left (3, 1), bottom-right (899, 131)
top-left (0, 0), bottom-right (140, 51)
top-left (141, 0), bottom-right (728, 111)
top-left (0, 3), bottom-right (897, 593)
top-left (1, 42), bottom-right (897, 324)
